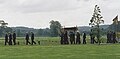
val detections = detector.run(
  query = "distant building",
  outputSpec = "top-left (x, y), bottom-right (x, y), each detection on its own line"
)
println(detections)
top-left (61, 26), bottom-right (78, 34)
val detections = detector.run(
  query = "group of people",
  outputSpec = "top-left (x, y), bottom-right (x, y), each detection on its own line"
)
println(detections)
top-left (25, 32), bottom-right (36, 45)
top-left (4, 30), bottom-right (118, 45)
top-left (60, 30), bottom-right (118, 45)
top-left (59, 31), bottom-right (87, 45)
top-left (107, 31), bottom-right (117, 43)
top-left (4, 32), bottom-right (36, 45)
top-left (89, 30), bottom-right (98, 44)
top-left (5, 32), bottom-right (16, 45)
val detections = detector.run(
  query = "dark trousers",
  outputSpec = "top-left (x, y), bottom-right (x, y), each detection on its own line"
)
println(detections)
top-left (107, 38), bottom-right (111, 43)
top-left (60, 39), bottom-right (64, 44)
top-left (109, 38), bottom-right (112, 43)
top-left (93, 39), bottom-right (97, 44)
top-left (64, 39), bottom-right (69, 44)
top-left (26, 40), bottom-right (31, 45)
top-left (13, 39), bottom-right (16, 45)
top-left (113, 38), bottom-right (117, 43)
top-left (91, 37), bottom-right (93, 44)
top-left (76, 39), bottom-right (81, 44)
top-left (70, 39), bottom-right (75, 44)
top-left (9, 40), bottom-right (12, 45)
top-left (83, 38), bottom-right (86, 44)
top-left (91, 37), bottom-right (97, 44)
top-left (31, 39), bottom-right (36, 45)
top-left (107, 38), bottom-right (109, 43)
top-left (5, 40), bottom-right (8, 45)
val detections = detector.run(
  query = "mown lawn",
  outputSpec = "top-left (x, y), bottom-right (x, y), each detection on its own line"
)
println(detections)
top-left (0, 44), bottom-right (120, 59)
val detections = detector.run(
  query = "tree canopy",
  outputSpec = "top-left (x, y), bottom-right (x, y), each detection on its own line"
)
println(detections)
top-left (49, 20), bottom-right (62, 37)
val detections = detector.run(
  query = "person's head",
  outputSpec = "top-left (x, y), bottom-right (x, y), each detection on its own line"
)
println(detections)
top-left (77, 32), bottom-right (79, 34)
top-left (5, 31), bottom-right (8, 34)
top-left (64, 31), bottom-right (67, 34)
top-left (91, 29), bottom-right (93, 32)
top-left (13, 31), bottom-right (16, 33)
top-left (107, 30), bottom-right (109, 33)
top-left (8, 32), bottom-right (11, 34)
top-left (113, 32), bottom-right (116, 34)
top-left (76, 30), bottom-right (79, 33)
top-left (77, 30), bottom-right (79, 32)
top-left (110, 31), bottom-right (112, 33)
top-left (70, 31), bottom-right (73, 34)
top-left (26, 32), bottom-right (28, 34)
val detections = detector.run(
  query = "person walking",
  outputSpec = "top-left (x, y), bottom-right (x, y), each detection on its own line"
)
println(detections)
top-left (5, 33), bottom-right (8, 45)
top-left (59, 32), bottom-right (64, 44)
top-left (64, 31), bottom-right (69, 44)
top-left (31, 32), bottom-right (36, 45)
top-left (113, 32), bottom-right (117, 43)
top-left (25, 32), bottom-right (31, 45)
top-left (83, 32), bottom-right (86, 44)
top-left (69, 32), bottom-right (75, 44)
top-left (76, 31), bottom-right (81, 44)
top-left (13, 32), bottom-right (16, 45)
top-left (90, 31), bottom-right (94, 44)
top-left (8, 33), bottom-right (12, 45)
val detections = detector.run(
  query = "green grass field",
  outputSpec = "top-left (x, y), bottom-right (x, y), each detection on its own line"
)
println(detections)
top-left (0, 37), bottom-right (120, 59)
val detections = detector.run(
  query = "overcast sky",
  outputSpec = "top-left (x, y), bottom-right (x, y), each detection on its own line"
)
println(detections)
top-left (0, 0), bottom-right (120, 29)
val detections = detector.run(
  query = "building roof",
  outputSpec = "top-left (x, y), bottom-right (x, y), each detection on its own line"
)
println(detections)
top-left (62, 27), bottom-right (78, 31)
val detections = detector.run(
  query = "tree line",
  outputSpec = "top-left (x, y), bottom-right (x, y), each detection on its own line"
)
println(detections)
top-left (0, 20), bottom-right (118, 37)
top-left (0, 20), bottom-right (61, 37)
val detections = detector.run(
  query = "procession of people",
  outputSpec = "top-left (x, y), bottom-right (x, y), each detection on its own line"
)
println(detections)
top-left (59, 30), bottom-right (118, 45)
top-left (4, 30), bottom-right (119, 45)
top-left (4, 32), bottom-right (36, 45)
top-left (60, 31), bottom-right (87, 45)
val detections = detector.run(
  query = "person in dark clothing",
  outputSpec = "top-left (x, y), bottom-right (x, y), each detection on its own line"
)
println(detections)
top-left (59, 32), bottom-right (64, 44)
top-left (90, 31), bottom-right (97, 44)
top-left (25, 32), bottom-right (31, 45)
top-left (31, 32), bottom-right (36, 45)
top-left (5, 33), bottom-right (8, 45)
top-left (109, 31), bottom-right (113, 43)
top-left (113, 32), bottom-right (117, 43)
top-left (107, 31), bottom-right (111, 43)
top-left (93, 36), bottom-right (97, 44)
top-left (69, 32), bottom-right (75, 44)
top-left (107, 31), bottom-right (109, 43)
top-left (13, 32), bottom-right (16, 45)
top-left (64, 31), bottom-right (69, 44)
top-left (90, 31), bottom-right (94, 44)
top-left (76, 31), bottom-right (81, 44)
top-left (83, 32), bottom-right (86, 44)
top-left (8, 33), bottom-right (12, 45)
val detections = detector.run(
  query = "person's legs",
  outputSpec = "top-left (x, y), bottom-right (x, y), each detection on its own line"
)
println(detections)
top-left (76, 39), bottom-right (78, 44)
top-left (26, 40), bottom-right (28, 45)
top-left (83, 38), bottom-right (86, 44)
top-left (5, 41), bottom-right (7, 45)
top-left (13, 39), bottom-right (16, 45)
top-left (33, 40), bottom-right (36, 44)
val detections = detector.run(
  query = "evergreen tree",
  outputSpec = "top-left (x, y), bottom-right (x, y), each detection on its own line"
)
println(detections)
top-left (89, 5), bottom-right (104, 45)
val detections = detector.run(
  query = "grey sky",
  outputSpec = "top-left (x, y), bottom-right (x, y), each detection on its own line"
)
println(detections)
top-left (0, 0), bottom-right (119, 28)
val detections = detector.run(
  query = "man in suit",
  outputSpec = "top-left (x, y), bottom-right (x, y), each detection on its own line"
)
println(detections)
top-left (25, 32), bottom-right (31, 45)
top-left (76, 31), bottom-right (81, 44)
top-left (64, 31), bottom-right (69, 44)
top-left (31, 32), bottom-right (36, 45)
top-left (13, 31), bottom-right (16, 45)
top-left (9, 32), bottom-right (12, 45)
top-left (83, 32), bottom-right (86, 44)
top-left (5, 32), bottom-right (8, 45)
